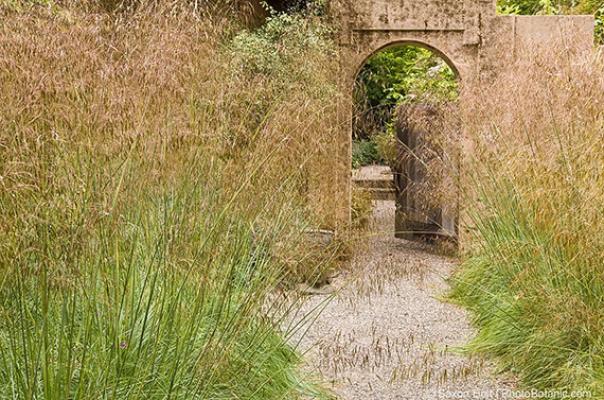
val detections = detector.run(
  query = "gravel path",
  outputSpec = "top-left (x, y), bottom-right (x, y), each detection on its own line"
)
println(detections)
top-left (294, 201), bottom-right (515, 400)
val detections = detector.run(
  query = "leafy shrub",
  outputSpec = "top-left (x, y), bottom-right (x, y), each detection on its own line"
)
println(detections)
top-left (230, 12), bottom-right (333, 75)
top-left (356, 46), bottom-right (457, 109)
top-left (353, 46), bottom-right (458, 141)
top-left (352, 139), bottom-right (382, 169)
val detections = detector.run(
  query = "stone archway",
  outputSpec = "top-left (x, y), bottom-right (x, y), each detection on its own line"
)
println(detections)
top-left (330, 0), bottom-right (595, 235)
top-left (353, 41), bottom-right (462, 239)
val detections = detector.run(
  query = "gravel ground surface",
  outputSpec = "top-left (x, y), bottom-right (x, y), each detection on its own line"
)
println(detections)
top-left (293, 201), bottom-right (516, 400)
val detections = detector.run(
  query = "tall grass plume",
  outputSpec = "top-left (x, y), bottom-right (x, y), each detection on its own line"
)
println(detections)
top-left (0, 2), bottom-right (340, 398)
top-left (451, 45), bottom-right (604, 397)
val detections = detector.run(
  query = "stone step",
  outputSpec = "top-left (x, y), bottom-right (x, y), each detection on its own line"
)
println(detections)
top-left (369, 188), bottom-right (397, 201)
top-left (353, 178), bottom-right (395, 190)
top-left (353, 166), bottom-right (396, 201)
top-left (354, 184), bottom-right (397, 201)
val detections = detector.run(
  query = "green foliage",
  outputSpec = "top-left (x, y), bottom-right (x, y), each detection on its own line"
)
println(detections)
top-left (451, 180), bottom-right (604, 398)
top-left (497, 0), bottom-right (580, 14)
top-left (351, 129), bottom-right (397, 169)
top-left (596, 7), bottom-right (604, 44)
top-left (0, 160), bottom-right (316, 399)
top-left (497, 2), bottom-right (522, 14)
top-left (497, 0), bottom-right (544, 14)
top-left (356, 46), bottom-right (457, 110)
top-left (352, 139), bottom-right (382, 169)
top-left (229, 12), bottom-right (334, 80)
top-left (353, 45), bottom-right (458, 148)
top-left (267, 0), bottom-right (327, 15)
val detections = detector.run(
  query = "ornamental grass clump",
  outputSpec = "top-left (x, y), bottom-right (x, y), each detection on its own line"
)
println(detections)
top-left (451, 46), bottom-right (604, 397)
top-left (0, 2), bottom-right (340, 398)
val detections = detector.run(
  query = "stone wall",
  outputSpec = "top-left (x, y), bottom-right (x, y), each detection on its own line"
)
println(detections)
top-left (329, 0), bottom-right (596, 234)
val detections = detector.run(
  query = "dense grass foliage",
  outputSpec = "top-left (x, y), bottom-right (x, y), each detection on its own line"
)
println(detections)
top-left (451, 49), bottom-right (604, 397)
top-left (0, 157), bottom-right (312, 398)
top-left (0, 3), bottom-right (339, 398)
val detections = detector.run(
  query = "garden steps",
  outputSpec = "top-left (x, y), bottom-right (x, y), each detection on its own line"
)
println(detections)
top-left (352, 165), bottom-right (396, 201)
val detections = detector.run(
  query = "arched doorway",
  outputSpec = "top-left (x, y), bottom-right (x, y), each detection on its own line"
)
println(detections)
top-left (329, 0), bottom-right (593, 242)
top-left (351, 42), bottom-right (460, 240)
